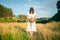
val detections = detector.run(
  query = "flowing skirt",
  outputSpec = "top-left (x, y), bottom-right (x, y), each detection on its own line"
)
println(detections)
top-left (26, 22), bottom-right (36, 32)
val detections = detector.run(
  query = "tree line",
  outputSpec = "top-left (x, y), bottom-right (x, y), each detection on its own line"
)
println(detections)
top-left (48, 0), bottom-right (60, 22)
top-left (0, 0), bottom-right (60, 23)
top-left (0, 4), bottom-right (13, 17)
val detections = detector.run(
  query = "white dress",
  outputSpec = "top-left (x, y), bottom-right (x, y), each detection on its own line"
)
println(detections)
top-left (26, 13), bottom-right (36, 32)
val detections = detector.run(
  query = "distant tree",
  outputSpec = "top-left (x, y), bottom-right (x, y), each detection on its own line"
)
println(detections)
top-left (18, 15), bottom-right (27, 20)
top-left (0, 4), bottom-right (13, 17)
top-left (57, 0), bottom-right (60, 9)
top-left (48, 0), bottom-right (60, 21)
top-left (0, 4), bottom-right (5, 17)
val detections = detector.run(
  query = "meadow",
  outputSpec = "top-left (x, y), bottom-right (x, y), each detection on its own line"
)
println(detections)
top-left (0, 22), bottom-right (60, 40)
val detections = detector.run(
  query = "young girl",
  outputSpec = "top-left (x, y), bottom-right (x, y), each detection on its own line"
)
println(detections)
top-left (26, 7), bottom-right (36, 37)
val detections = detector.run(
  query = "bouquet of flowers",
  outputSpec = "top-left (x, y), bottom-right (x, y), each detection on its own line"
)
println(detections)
top-left (29, 17), bottom-right (34, 22)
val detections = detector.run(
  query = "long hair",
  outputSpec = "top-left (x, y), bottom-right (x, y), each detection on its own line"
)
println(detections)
top-left (29, 7), bottom-right (34, 14)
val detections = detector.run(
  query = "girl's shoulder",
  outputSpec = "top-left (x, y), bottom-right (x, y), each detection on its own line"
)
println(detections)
top-left (34, 13), bottom-right (36, 15)
top-left (27, 12), bottom-right (30, 15)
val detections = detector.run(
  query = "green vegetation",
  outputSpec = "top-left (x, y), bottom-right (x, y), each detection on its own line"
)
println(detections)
top-left (0, 1), bottom-right (60, 23)
top-left (0, 4), bottom-right (13, 17)
top-left (0, 22), bottom-right (60, 40)
top-left (0, 1), bottom-right (60, 40)
top-left (48, 0), bottom-right (60, 22)
top-left (1, 33), bottom-right (13, 40)
top-left (36, 19), bottom-right (48, 23)
top-left (0, 17), bottom-right (16, 22)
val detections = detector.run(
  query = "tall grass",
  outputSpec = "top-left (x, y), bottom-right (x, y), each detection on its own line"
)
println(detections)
top-left (0, 22), bottom-right (60, 40)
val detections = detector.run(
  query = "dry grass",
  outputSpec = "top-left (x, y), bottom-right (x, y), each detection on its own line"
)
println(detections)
top-left (0, 22), bottom-right (60, 40)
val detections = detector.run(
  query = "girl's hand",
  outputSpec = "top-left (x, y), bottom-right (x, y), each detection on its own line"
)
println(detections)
top-left (29, 18), bottom-right (34, 22)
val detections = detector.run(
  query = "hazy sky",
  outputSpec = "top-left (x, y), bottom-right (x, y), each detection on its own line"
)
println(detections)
top-left (0, 0), bottom-right (58, 18)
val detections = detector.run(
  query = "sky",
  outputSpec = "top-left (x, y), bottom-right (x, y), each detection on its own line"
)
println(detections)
top-left (0, 0), bottom-right (58, 18)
